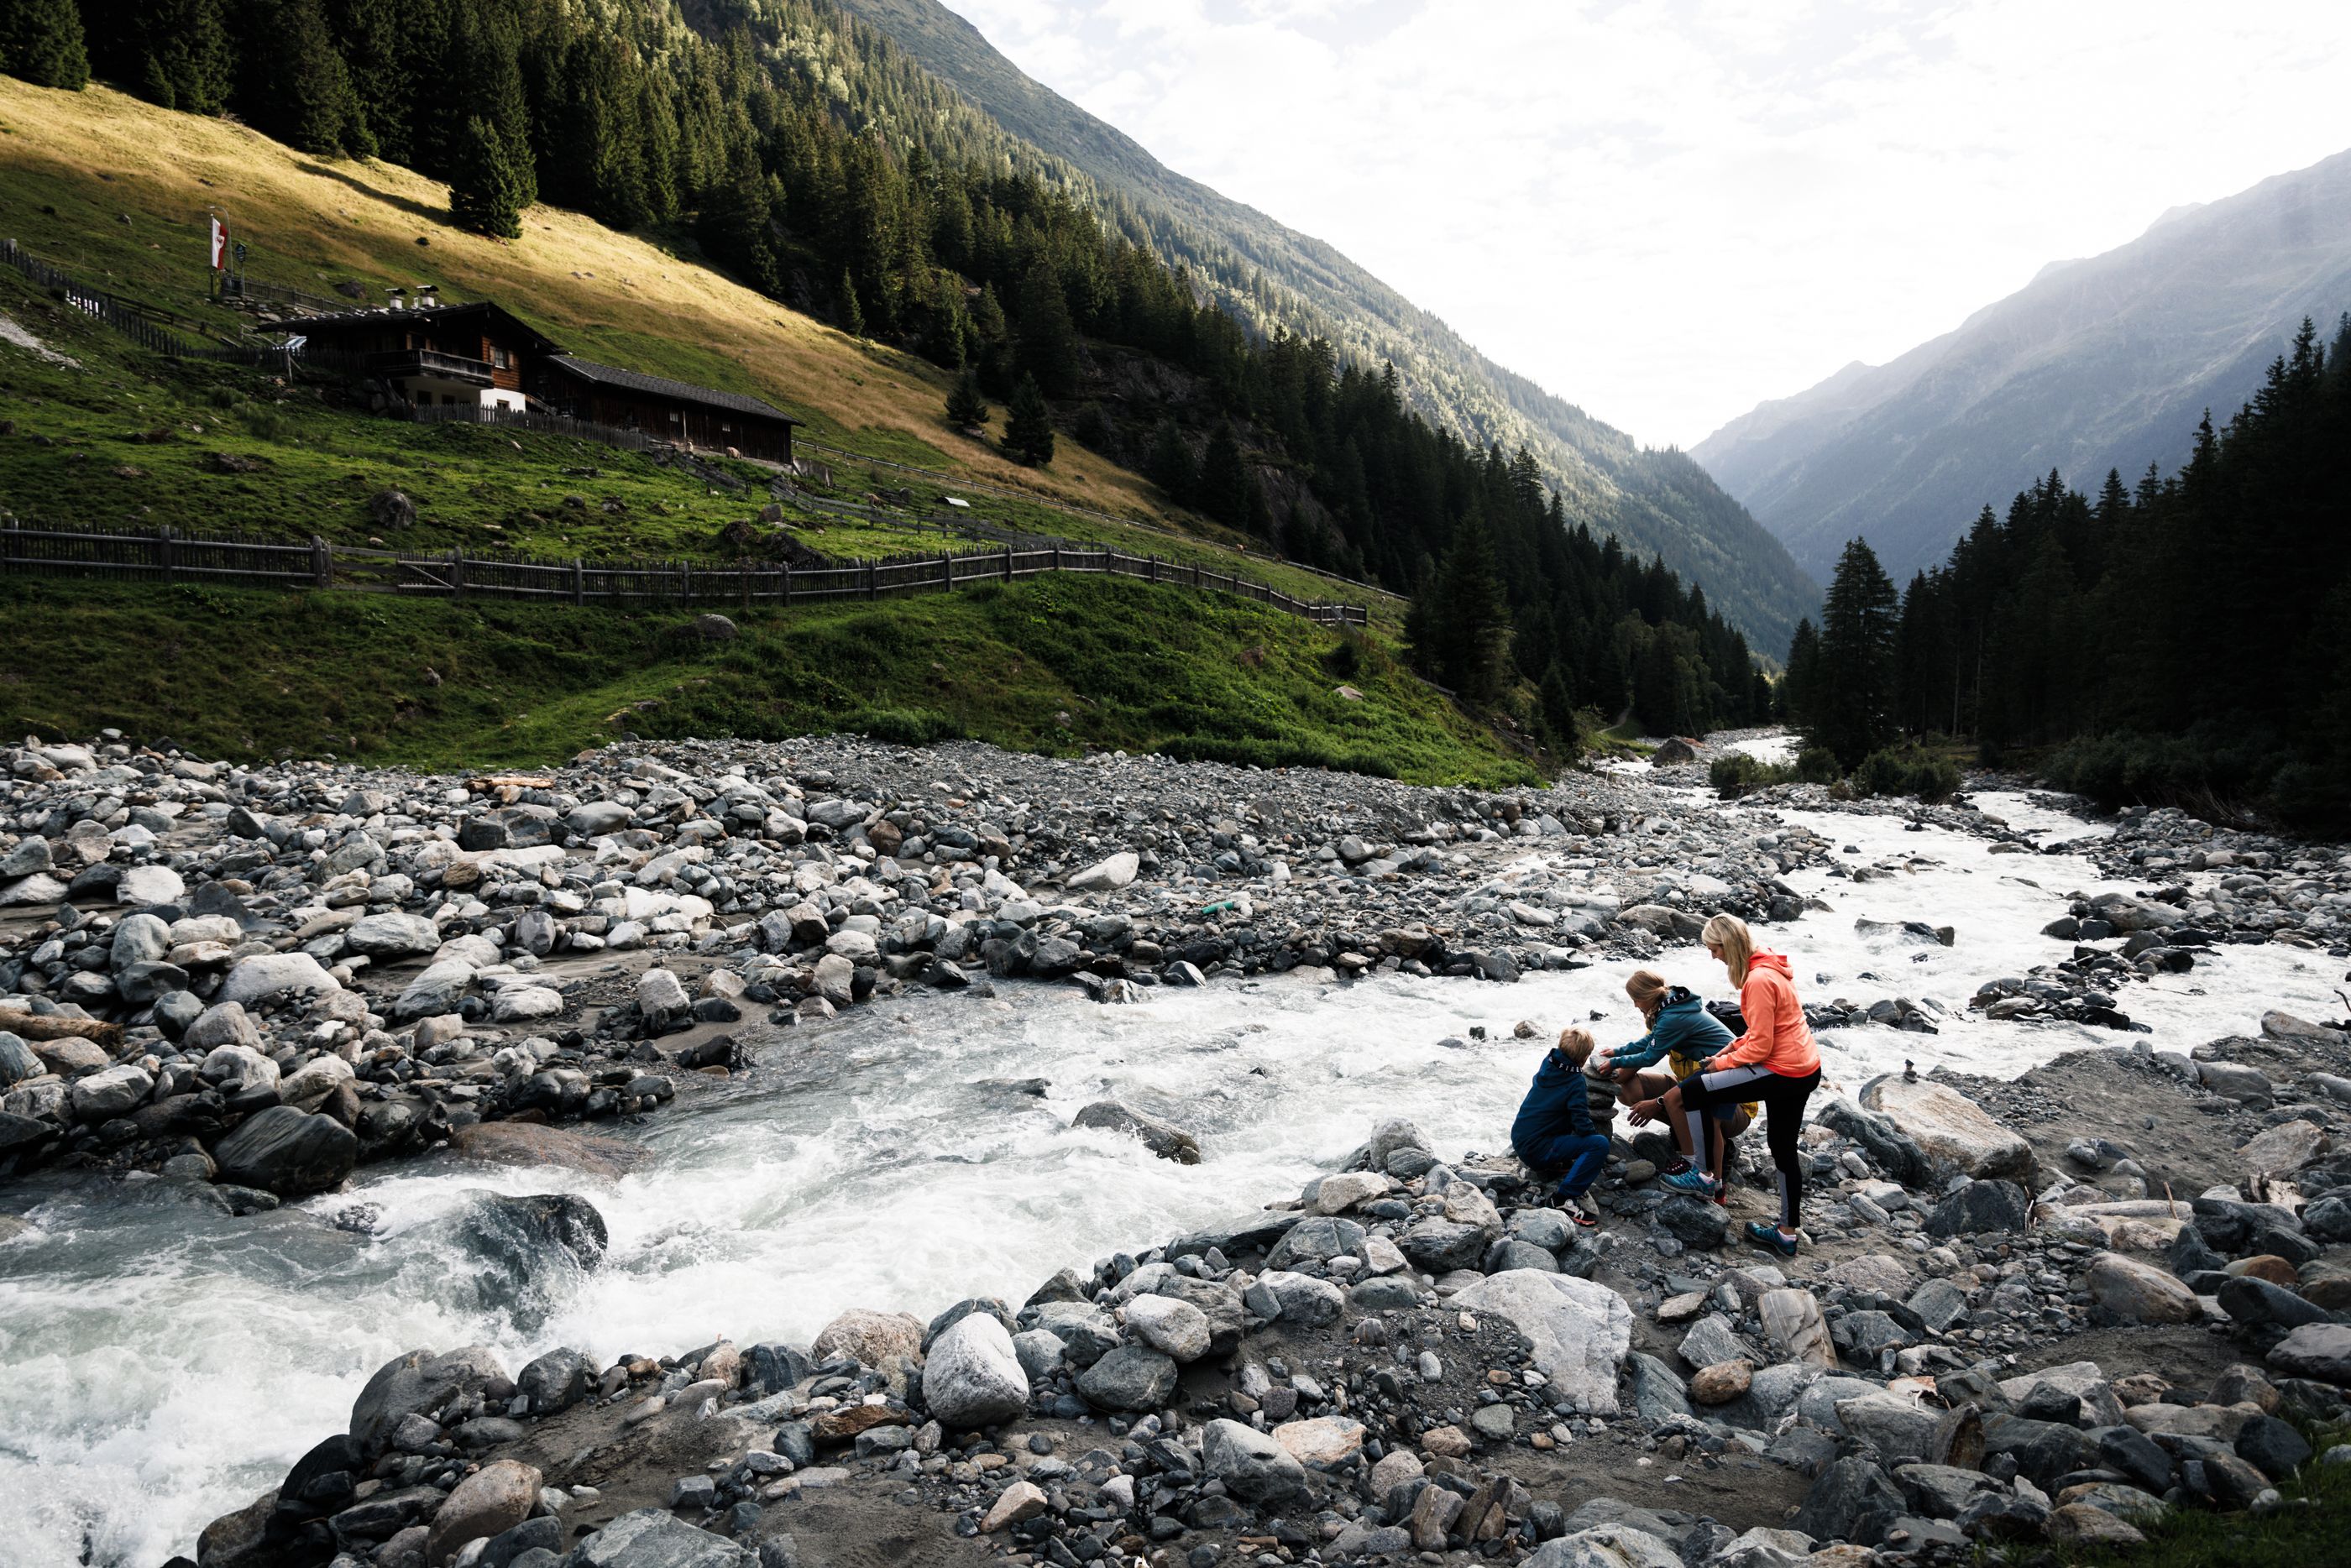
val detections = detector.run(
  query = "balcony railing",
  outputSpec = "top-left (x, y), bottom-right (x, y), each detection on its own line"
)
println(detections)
top-left (365, 348), bottom-right (495, 384)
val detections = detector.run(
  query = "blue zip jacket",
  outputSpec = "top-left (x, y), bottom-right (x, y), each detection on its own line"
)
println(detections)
top-left (1511, 1048), bottom-right (1598, 1154)
top-left (1610, 986), bottom-right (1735, 1073)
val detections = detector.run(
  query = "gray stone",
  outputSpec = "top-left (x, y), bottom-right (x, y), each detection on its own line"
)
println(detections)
top-left (220, 952), bottom-right (340, 1007)
top-left (346, 912), bottom-right (439, 961)
top-left (1070, 1100), bottom-right (1200, 1163)
top-left (1521, 1524), bottom-right (1683, 1568)
top-left (70, 1064), bottom-right (152, 1122)
top-left (517, 1347), bottom-right (593, 1414)
top-left (1677, 1315), bottom-right (1754, 1372)
top-left (349, 1346), bottom-right (510, 1456)
top-left (1073, 1346), bottom-right (1178, 1412)
top-left (1030, 1302), bottom-right (1120, 1367)
top-left (1860, 1076), bottom-right (2034, 1183)
top-left (1924, 1179), bottom-right (2029, 1238)
top-left (1201, 1417), bottom-right (1307, 1504)
top-left (1905, 1277), bottom-right (1971, 1334)
top-left (1793, 1456), bottom-right (1904, 1545)
top-left (210, 1105), bottom-right (358, 1195)
top-left (568, 1508), bottom-right (751, 1568)
top-left (2268, 1324), bottom-right (2351, 1386)
top-left (1252, 1269), bottom-right (1344, 1328)
top-left (921, 1314), bottom-right (1029, 1428)
top-left (1450, 1269), bottom-right (1632, 1414)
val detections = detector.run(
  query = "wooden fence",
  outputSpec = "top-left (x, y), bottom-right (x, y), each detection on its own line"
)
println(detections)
top-left (3, 238), bottom-right (289, 366)
top-left (0, 520), bottom-right (1369, 626)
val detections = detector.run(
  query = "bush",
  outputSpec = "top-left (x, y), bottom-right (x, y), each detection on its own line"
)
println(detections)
top-left (1853, 746), bottom-right (1962, 803)
top-left (1709, 753), bottom-right (1778, 797)
top-left (851, 707), bottom-right (962, 745)
top-left (1794, 746), bottom-right (1841, 784)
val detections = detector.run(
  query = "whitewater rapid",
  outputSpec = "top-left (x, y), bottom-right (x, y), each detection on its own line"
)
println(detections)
top-left (3, 777), bottom-right (2344, 1565)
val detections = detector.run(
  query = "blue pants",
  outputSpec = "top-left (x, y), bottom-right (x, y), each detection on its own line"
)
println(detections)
top-left (1517, 1131), bottom-right (1610, 1200)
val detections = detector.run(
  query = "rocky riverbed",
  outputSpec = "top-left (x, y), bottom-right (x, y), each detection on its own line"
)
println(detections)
top-left (4, 729), bottom-right (2351, 1567)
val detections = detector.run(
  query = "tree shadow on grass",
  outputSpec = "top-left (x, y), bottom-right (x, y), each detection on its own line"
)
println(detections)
top-left (296, 161), bottom-right (442, 226)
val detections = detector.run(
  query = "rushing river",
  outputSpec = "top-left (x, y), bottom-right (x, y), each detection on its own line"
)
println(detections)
top-left (3, 772), bottom-right (2343, 1566)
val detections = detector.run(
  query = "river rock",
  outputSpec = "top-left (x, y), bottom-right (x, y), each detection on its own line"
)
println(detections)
top-left (982, 1482), bottom-right (1049, 1533)
top-left (186, 1001), bottom-right (264, 1053)
top-left (347, 912), bottom-right (440, 961)
top-left (1074, 1345), bottom-right (1179, 1411)
top-left (1123, 1294), bottom-right (1212, 1362)
top-left (1523, 1524), bottom-right (1684, 1568)
top-left (448, 1121), bottom-right (649, 1177)
top-left (1760, 1288), bottom-right (1839, 1368)
top-left (71, 1063), bottom-right (152, 1122)
top-left (568, 1508), bottom-right (751, 1567)
top-left (810, 1309), bottom-right (923, 1369)
top-left (426, 1458), bottom-right (541, 1565)
top-left (1273, 1414), bottom-right (1364, 1467)
top-left (1924, 1179), bottom-right (2029, 1237)
top-left (116, 862), bottom-right (185, 907)
top-left (1451, 1269), bottom-right (1631, 1414)
top-left (1031, 1302), bottom-right (1121, 1367)
top-left (1858, 1076), bottom-right (2033, 1183)
top-left (2087, 1254), bottom-right (2199, 1324)
top-left (220, 952), bottom-right (340, 1007)
top-left (1071, 1100), bottom-right (1200, 1163)
top-left (2239, 1119), bottom-right (2327, 1175)
top-left (1066, 852), bottom-right (1139, 891)
top-left (350, 1346), bottom-right (511, 1456)
top-left (0, 1032), bottom-right (37, 1087)
top-left (517, 1347), bottom-right (593, 1414)
top-left (1202, 1417), bottom-right (1307, 1503)
top-left (1691, 1360), bottom-right (1754, 1404)
top-left (921, 1313), bottom-right (1029, 1428)
top-left (211, 1105), bottom-right (358, 1195)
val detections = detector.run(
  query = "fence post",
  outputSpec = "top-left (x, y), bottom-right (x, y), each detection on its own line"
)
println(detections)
top-left (867, 558), bottom-right (877, 601)
top-left (156, 526), bottom-right (174, 584)
top-left (448, 547), bottom-right (464, 601)
top-left (311, 534), bottom-right (329, 590)
top-left (782, 563), bottom-right (793, 606)
top-left (1050, 544), bottom-right (1060, 573)
top-left (573, 558), bottom-right (585, 607)
top-left (740, 557), bottom-right (750, 613)
top-left (941, 551), bottom-right (951, 591)
top-left (1003, 546), bottom-right (1013, 583)
top-left (681, 560), bottom-right (692, 608)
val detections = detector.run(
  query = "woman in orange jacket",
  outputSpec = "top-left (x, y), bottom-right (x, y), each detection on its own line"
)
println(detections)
top-left (1653, 912), bottom-right (1822, 1255)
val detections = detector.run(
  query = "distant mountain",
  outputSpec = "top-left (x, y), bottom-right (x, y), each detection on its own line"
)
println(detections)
top-left (1695, 149), bottom-right (2351, 588)
top-left (827, 0), bottom-right (1819, 651)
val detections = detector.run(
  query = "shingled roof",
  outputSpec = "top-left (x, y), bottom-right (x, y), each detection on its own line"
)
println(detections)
top-left (546, 356), bottom-right (799, 425)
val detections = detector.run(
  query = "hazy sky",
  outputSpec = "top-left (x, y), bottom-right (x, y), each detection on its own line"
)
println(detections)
top-left (943, 0), bottom-right (2351, 450)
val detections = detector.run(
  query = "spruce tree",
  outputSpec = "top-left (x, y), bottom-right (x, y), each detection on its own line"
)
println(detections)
top-left (1015, 262), bottom-right (1080, 396)
top-left (838, 269), bottom-right (864, 337)
top-left (3, 0), bottom-right (88, 89)
top-left (1781, 618), bottom-right (1820, 726)
top-left (945, 367), bottom-right (989, 431)
top-left (1539, 661), bottom-right (1579, 758)
top-left (448, 115), bottom-right (525, 239)
top-left (1199, 421), bottom-right (1249, 526)
top-left (1810, 538), bottom-right (1901, 768)
top-left (262, 0), bottom-right (367, 154)
top-left (1145, 419), bottom-right (1195, 503)
top-left (1004, 374), bottom-right (1054, 466)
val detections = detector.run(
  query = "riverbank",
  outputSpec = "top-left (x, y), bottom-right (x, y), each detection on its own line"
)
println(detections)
top-left (5, 730), bottom-right (2351, 1565)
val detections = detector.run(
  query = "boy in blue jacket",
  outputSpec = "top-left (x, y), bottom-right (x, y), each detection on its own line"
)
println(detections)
top-left (1591, 969), bottom-right (1751, 1191)
top-left (1511, 1027), bottom-right (1610, 1226)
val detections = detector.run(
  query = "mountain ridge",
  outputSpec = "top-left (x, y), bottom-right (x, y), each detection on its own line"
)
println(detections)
top-left (1694, 147), bottom-right (2351, 587)
top-left (824, 0), bottom-right (1820, 650)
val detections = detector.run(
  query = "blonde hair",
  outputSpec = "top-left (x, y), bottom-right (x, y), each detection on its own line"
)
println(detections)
top-left (1702, 913), bottom-right (1755, 985)
top-left (1625, 970), bottom-right (1668, 1016)
top-left (1555, 1027), bottom-right (1597, 1067)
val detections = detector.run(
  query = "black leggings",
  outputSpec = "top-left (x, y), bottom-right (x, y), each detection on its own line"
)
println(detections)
top-left (1678, 1064), bottom-right (1822, 1230)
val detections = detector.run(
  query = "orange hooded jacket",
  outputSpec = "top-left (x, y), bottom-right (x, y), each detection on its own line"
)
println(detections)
top-left (1712, 951), bottom-right (1820, 1076)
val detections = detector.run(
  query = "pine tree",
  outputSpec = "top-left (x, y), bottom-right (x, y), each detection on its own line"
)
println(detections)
top-left (109, 0), bottom-right (230, 112)
top-left (1199, 421), bottom-right (1248, 526)
top-left (1780, 618), bottom-right (1820, 725)
top-left (1145, 420), bottom-right (1195, 503)
top-left (1004, 373), bottom-right (1054, 466)
top-left (1539, 660), bottom-right (1579, 758)
top-left (945, 367), bottom-right (989, 431)
top-left (1414, 520), bottom-right (1511, 703)
top-left (1809, 539), bottom-right (1901, 768)
top-left (448, 115), bottom-right (526, 238)
top-left (259, 0), bottom-right (366, 154)
top-left (838, 269), bottom-right (865, 337)
top-left (3, 0), bottom-right (87, 89)
top-left (1015, 262), bottom-right (1081, 397)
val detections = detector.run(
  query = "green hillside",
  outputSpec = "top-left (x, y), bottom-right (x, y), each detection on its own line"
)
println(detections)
top-left (827, 0), bottom-right (1820, 650)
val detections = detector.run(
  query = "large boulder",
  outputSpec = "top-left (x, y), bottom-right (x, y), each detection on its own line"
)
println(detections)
top-left (810, 1309), bottom-right (924, 1370)
top-left (350, 1346), bottom-right (511, 1456)
top-left (1066, 852), bottom-right (1139, 892)
top-left (921, 1314), bottom-right (1029, 1428)
top-left (426, 1458), bottom-right (541, 1565)
top-left (1523, 1524), bottom-right (1684, 1568)
top-left (2266, 1323), bottom-right (2351, 1386)
top-left (220, 953), bottom-right (341, 1008)
top-left (2087, 1254), bottom-right (2198, 1325)
top-left (568, 1508), bottom-right (751, 1568)
top-left (1858, 1077), bottom-right (2034, 1184)
top-left (436, 1192), bottom-right (607, 1331)
top-left (346, 912), bottom-right (440, 962)
top-left (1202, 1417), bottom-right (1307, 1504)
top-left (1074, 1345), bottom-right (1179, 1412)
top-left (1450, 1269), bottom-right (1631, 1414)
top-left (1924, 1179), bottom-right (2029, 1238)
top-left (210, 1106), bottom-right (357, 1195)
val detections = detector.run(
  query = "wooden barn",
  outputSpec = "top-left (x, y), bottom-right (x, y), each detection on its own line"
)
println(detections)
top-left (270, 301), bottom-right (559, 413)
top-left (531, 355), bottom-right (799, 464)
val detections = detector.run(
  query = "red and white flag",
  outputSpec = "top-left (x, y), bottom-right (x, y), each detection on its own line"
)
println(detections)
top-left (209, 217), bottom-right (227, 270)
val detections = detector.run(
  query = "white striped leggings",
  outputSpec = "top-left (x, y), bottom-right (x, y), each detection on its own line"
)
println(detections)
top-left (1676, 1063), bottom-right (1822, 1230)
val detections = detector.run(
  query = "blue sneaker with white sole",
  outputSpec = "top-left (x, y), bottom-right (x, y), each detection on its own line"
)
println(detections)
top-left (1659, 1166), bottom-right (1720, 1199)
top-left (1745, 1220), bottom-right (1799, 1257)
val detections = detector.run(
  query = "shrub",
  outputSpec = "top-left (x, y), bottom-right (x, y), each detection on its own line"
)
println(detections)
top-left (851, 707), bottom-right (961, 745)
top-left (1794, 747), bottom-right (1841, 784)
top-left (1709, 753), bottom-right (1777, 797)
top-left (1853, 745), bottom-right (1962, 803)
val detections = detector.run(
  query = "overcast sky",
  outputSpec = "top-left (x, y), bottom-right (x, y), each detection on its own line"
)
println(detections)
top-left (942, 0), bottom-right (2351, 450)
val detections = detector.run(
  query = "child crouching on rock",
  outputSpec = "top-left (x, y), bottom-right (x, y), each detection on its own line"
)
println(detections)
top-left (1511, 1027), bottom-right (1612, 1226)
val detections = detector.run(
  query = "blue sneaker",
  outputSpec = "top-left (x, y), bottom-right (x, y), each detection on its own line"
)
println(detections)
top-left (1660, 1166), bottom-right (1720, 1199)
top-left (1746, 1220), bottom-right (1799, 1257)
